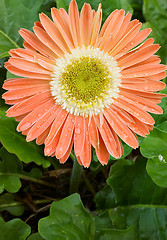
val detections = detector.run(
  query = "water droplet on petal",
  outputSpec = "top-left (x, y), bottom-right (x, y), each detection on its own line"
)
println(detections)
top-left (75, 128), bottom-right (80, 134)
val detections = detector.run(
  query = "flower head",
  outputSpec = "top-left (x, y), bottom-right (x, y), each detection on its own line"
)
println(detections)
top-left (2, 0), bottom-right (166, 167)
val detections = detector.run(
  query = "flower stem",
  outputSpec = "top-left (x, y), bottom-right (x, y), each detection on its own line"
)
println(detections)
top-left (69, 157), bottom-right (83, 194)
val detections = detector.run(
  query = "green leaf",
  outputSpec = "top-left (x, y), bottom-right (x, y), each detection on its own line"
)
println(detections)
top-left (102, 0), bottom-right (133, 21)
top-left (0, 147), bottom-right (43, 193)
top-left (156, 121), bottom-right (167, 133)
top-left (146, 157), bottom-right (167, 188)
top-left (0, 147), bottom-right (22, 193)
top-left (94, 185), bottom-right (117, 210)
top-left (99, 158), bottom-right (167, 239)
top-left (0, 193), bottom-right (24, 216)
top-left (95, 212), bottom-right (135, 239)
top-left (0, 30), bottom-right (18, 58)
top-left (0, 0), bottom-right (45, 47)
top-left (0, 109), bottom-right (50, 167)
top-left (107, 158), bottom-right (167, 206)
top-left (39, 193), bottom-right (95, 240)
top-left (96, 226), bottom-right (135, 240)
top-left (109, 206), bottom-right (167, 239)
top-left (140, 128), bottom-right (167, 160)
top-left (143, 0), bottom-right (167, 64)
top-left (0, 217), bottom-right (31, 240)
top-left (27, 233), bottom-right (45, 240)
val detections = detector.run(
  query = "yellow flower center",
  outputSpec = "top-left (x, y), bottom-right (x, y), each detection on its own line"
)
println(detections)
top-left (50, 46), bottom-right (121, 117)
top-left (61, 56), bottom-right (111, 104)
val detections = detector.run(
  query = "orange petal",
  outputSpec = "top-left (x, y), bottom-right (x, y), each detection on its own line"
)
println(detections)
top-left (8, 58), bottom-right (51, 74)
top-left (80, 3), bottom-right (93, 46)
top-left (121, 64), bottom-right (167, 78)
top-left (23, 41), bottom-right (36, 52)
top-left (5, 64), bottom-right (51, 79)
top-left (44, 125), bottom-right (63, 156)
top-left (119, 89), bottom-right (164, 114)
top-left (34, 21), bottom-right (45, 30)
top-left (90, 4), bottom-right (102, 46)
top-left (69, 0), bottom-right (81, 47)
top-left (74, 115), bottom-right (85, 156)
top-left (121, 79), bottom-right (166, 92)
top-left (104, 13), bottom-right (132, 53)
top-left (95, 133), bottom-right (110, 165)
top-left (17, 99), bottom-right (55, 131)
top-left (104, 108), bottom-right (138, 148)
top-left (36, 125), bottom-right (51, 145)
top-left (59, 8), bottom-right (69, 23)
top-left (118, 44), bottom-right (160, 69)
top-left (39, 13), bottom-right (70, 53)
top-left (51, 8), bottom-right (74, 49)
top-left (3, 78), bottom-right (49, 90)
top-left (114, 97), bottom-right (155, 125)
top-left (125, 115), bottom-right (150, 137)
top-left (6, 91), bottom-right (52, 117)
top-left (94, 115), bottom-right (120, 158)
top-left (2, 85), bottom-right (50, 100)
top-left (117, 28), bottom-right (152, 56)
top-left (78, 119), bottom-right (91, 168)
top-left (56, 114), bottom-right (75, 159)
top-left (59, 134), bottom-right (74, 164)
top-left (19, 28), bottom-right (58, 59)
top-left (146, 71), bottom-right (167, 81)
top-left (45, 109), bottom-right (68, 146)
top-left (26, 105), bottom-right (60, 141)
top-left (33, 26), bottom-right (63, 58)
top-left (88, 117), bottom-right (99, 149)
top-left (109, 23), bottom-right (142, 56)
top-left (99, 9), bottom-right (118, 38)
top-left (100, 10), bottom-right (125, 51)
top-left (119, 88), bottom-right (166, 100)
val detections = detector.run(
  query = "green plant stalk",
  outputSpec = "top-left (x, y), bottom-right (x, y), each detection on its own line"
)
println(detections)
top-left (69, 157), bottom-right (83, 194)
top-left (0, 172), bottom-right (55, 188)
top-left (0, 199), bottom-right (52, 210)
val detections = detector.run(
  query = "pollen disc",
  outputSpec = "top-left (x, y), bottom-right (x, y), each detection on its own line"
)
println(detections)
top-left (50, 46), bottom-right (121, 117)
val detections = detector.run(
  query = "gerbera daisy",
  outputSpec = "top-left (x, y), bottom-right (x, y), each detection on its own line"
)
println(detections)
top-left (2, 0), bottom-right (166, 167)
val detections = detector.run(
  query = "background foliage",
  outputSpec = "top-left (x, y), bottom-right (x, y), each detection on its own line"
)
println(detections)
top-left (0, 0), bottom-right (166, 239)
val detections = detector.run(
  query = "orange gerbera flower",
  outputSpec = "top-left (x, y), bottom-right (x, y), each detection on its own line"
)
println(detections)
top-left (2, 0), bottom-right (166, 167)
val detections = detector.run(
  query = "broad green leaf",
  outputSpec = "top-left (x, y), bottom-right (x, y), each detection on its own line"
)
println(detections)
top-left (146, 157), bottom-right (167, 188)
top-left (140, 128), bottom-right (167, 160)
top-left (143, 0), bottom-right (167, 64)
top-left (39, 193), bottom-right (95, 240)
top-left (156, 121), bottom-right (167, 133)
top-left (0, 147), bottom-right (22, 193)
top-left (95, 226), bottom-right (135, 240)
top-left (27, 233), bottom-right (45, 240)
top-left (0, 0), bottom-right (45, 47)
top-left (0, 147), bottom-right (43, 193)
top-left (95, 212), bottom-right (135, 239)
top-left (0, 193), bottom-right (24, 216)
top-left (102, 0), bottom-right (133, 21)
top-left (0, 30), bottom-right (18, 58)
top-left (106, 158), bottom-right (167, 206)
top-left (94, 185), bottom-right (117, 210)
top-left (109, 206), bottom-right (167, 240)
top-left (0, 217), bottom-right (31, 240)
top-left (0, 109), bottom-right (50, 167)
